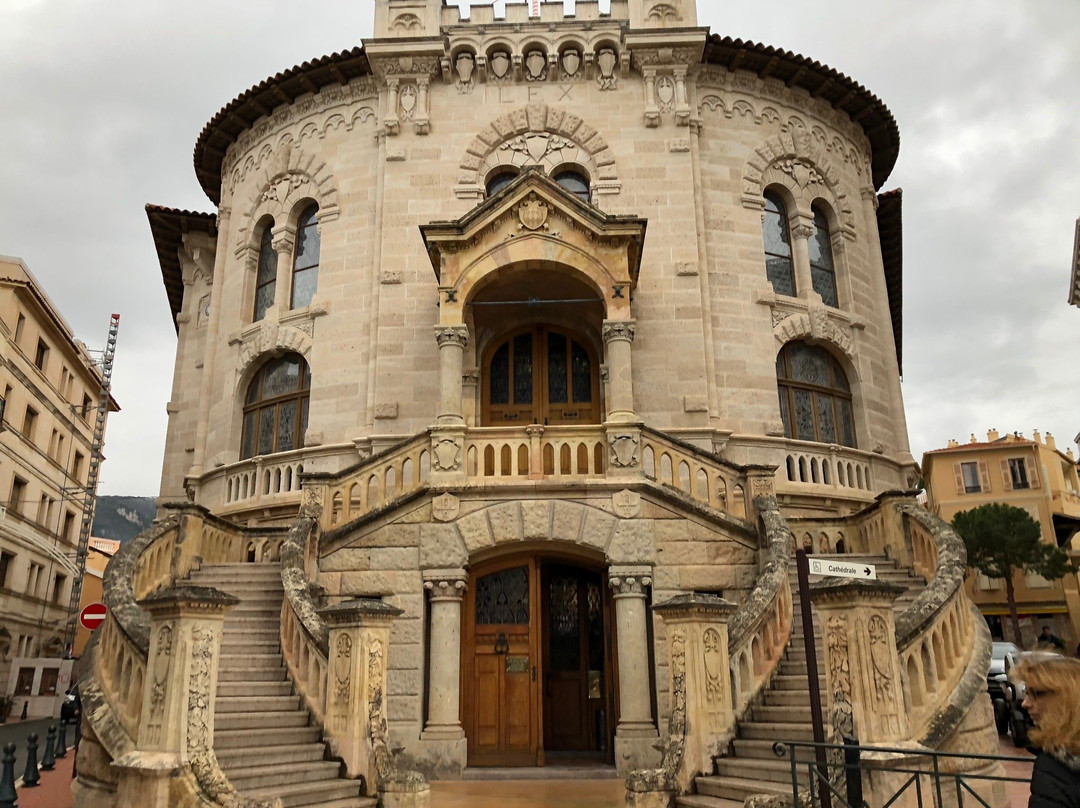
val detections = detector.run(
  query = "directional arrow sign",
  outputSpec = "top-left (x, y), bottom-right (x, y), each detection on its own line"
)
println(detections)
top-left (808, 557), bottom-right (877, 581)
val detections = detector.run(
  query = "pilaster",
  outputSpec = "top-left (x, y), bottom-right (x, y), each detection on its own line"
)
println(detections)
top-left (610, 566), bottom-right (660, 774)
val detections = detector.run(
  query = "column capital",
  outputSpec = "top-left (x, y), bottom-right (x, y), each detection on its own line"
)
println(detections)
top-left (423, 568), bottom-right (468, 601)
top-left (609, 565), bottom-right (652, 596)
top-left (434, 324), bottom-right (469, 348)
top-left (270, 222), bottom-right (297, 254)
top-left (602, 319), bottom-right (637, 345)
top-left (137, 585), bottom-right (240, 620)
top-left (320, 597), bottom-right (403, 628)
top-left (790, 218), bottom-right (815, 241)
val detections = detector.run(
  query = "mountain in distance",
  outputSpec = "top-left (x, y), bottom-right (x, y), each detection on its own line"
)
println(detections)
top-left (92, 495), bottom-right (157, 543)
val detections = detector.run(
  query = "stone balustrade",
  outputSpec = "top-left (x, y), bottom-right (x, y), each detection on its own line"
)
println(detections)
top-left (465, 425), bottom-right (607, 480)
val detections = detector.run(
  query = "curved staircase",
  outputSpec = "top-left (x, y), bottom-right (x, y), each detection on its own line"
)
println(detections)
top-left (679, 554), bottom-right (927, 808)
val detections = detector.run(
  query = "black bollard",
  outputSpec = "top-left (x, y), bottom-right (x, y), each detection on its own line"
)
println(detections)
top-left (0, 742), bottom-right (16, 808)
top-left (39, 726), bottom-right (56, 771)
top-left (21, 733), bottom-right (39, 787)
top-left (55, 720), bottom-right (67, 759)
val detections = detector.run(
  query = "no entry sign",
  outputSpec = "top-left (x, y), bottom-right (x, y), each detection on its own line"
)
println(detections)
top-left (79, 602), bottom-right (108, 631)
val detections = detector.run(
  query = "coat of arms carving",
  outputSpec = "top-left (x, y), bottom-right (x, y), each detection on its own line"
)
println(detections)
top-left (518, 197), bottom-right (549, 231)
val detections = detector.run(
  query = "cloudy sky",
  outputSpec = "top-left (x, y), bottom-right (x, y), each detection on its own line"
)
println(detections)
top-left (1, 0), bottom-right (1078, 495)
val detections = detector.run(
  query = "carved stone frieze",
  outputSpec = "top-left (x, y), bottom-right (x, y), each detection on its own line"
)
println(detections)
top-left (772, 308), bottom-right (854, 358)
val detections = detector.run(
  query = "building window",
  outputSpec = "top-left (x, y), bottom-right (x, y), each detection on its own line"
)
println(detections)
top-left (63, 510), bottom-right (76, 540)
top-left (762, 191), bottom-right (796, 297)
top-left (51, 573), bottom-right (66, 604)
top-left (39, 667), bottom-right (59, 696)
top-left (809, 206), bottom-right (839, 307)
top-left (240, 354), bottom-right (310, 459)
top-left (81, 394), bottom-right (93, 422)
top-left (1008, 458), bottom-right (1030, 489)
top-left (776, 342), bottom-right (855, 447)
top-left (72, 450), bottom-right (85, 482)
top-left (14, 313), bottom-right (25, 346)
top-left (21, 406), bottom-right (37, 441)
top-left (9, 476), bottom-right (27, 515)
top-left (26, 562), bottom-right (44, 598)
top-left (960, 461), bottom-right (981, 493)
top-left (253, 221), bottom-right (277, 322)
top-left (15, 668), bottom-right (34, 694)
top-left (291, 205), bottom-right (320, 309)
top-left (486, 170), bottom-right (518, 198)
top-left (553, 168), bottom-right (591, 203)
top-left (0, 550), bottom-right (12, 588)
top-left (34, 339), bottom-right (49, 372)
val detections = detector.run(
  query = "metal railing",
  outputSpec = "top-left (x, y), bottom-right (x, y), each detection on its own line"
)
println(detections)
top-left (771, 738), bottom-right (1031, 808)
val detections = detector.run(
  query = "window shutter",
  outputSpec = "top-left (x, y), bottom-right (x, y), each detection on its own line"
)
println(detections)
top-left (1000, 459), bottom-right (1013, 491)
top-left (1026, 456), bottom-right (1040, 489)
top-left (953, 463), bottom-right (965, 495)
top-left (978, 460), bottom-right (991, 492)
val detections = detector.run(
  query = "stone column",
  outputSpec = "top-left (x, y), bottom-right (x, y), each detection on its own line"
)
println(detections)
top-left (610, 566), bottom-right (660, 774)
top-left (320, 598), bottom-right (403, 786)
top-left (385, 78), bottom-right (401, 135)
top-left (421, 569), bottom-right (467, 741)
top-left (789, 216), bottom-right (817, 302)
top-left (643, 69), bottom-right (660, 127)
top-left (602, 320), bottom-right (637, 423)
top-left (434, 325), bottom-right (469, 425)
top-left (652, 594), bottom-right (738, 794)
top-left (271, 223), bottom-right (298, 316)
top-left (112, 586), bottom-right (239, 808)
top-left (809, 579), bottom-right (908, 744)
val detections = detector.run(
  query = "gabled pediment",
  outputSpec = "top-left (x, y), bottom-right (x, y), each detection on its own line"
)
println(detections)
top-left (420, 168), bottom-right (647, 311)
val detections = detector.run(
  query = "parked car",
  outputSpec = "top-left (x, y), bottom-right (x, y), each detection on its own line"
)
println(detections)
top-left (988, 642), bottom-right (1021, 734)
top-left (998, 676), bottom-right (1032, 748)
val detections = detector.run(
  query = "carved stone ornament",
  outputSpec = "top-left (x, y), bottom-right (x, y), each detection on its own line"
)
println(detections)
top-left (525, 50), bottom-right (547, 82)
top-left (656, 76), bottom-right (676, 111)
top-left (391, 13), bottom-right (422, 32)
top-left (399, 84), bottom-right (417, 121)
top-left (702, 627), bottom-right (723, 703)
top-left (502, 131), bottom-right (570, 162)
top-left (432, 492), bottom-right (461, 522)
top-left (597, 49), bottom-right (618, 90)
top-left (750, 474), bottom-right (775, 500)
top-left (518, 197), bottom-right (550, 231)
top-left (149, 623), bottom-right (173, 717)
top-left (434, 326), bottom-right (469, 349)
top-left (561, 49), bottom-right (581, 77)
top-left (826, 615), bottom-right (854, 738)
top-left (865, 614), bottom-right (901, 736)
top-left (490, 51), bottom-right (511, 79)
top-left (609, 573), bottom-right (652, 596)
top-left (602, 321), bottom-right (636, 344)
top-left (612, 489), bottom-right (642, 518)
top-left (609, 433), bottom-right (640, 468)
top-left (332, 633), bottom-right (352, 732)
top-left (432, 437), bottom-right (462, 471)
top-left (455, 52), bottom-right (475, 93)
top-left (778, 157), bottom-right (825, 190)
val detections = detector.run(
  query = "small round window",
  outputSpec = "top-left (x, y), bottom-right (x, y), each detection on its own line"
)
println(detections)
top-left (486, 170), bottom-right (518, 198)
top-left (553, 169), bottom-right (591, 203)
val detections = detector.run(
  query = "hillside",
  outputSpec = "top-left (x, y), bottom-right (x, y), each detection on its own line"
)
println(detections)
top-left (92, 495), bottom-right (157, 543)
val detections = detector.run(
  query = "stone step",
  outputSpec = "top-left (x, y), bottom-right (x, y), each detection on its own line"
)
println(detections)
top-left (216, 742), bottom-right (326, 769)
top-left (731, 738), bottom-right (820, 762)
top-left (676, 796), bottom-right (742, 808)
top-left (220, 652), bottom-right (285, 668)
top-left (227, 760), bottom-right (343, 790)
top-left (714, 757), bottom-right (808, 786)
top-left (214, 726), bottom-right (323, 749)
top-left (222, 619), bottom-right (279, 632)
top-left (738, 722), bottom-right (814, 741)
top-left (696, 775), bottom-right (789, 802)
top-left (220, 640), bottom-right (281, 655)
top-left (218, 665), bottom-right (288, 682)
top-left (771, 675), bottom-right (815, 691)
top-left (244, 778), bottom-right (369, 808)
top-left (216, 694), bottom-right (301, 713)
top-left (217, 680), bottom-right (294, 698)
top-left (215, 710), bottom-right (311, 732)
top-left (751, 704), bottom-right (814, 723)
top-left (764, 690), bottom-right (812, 707)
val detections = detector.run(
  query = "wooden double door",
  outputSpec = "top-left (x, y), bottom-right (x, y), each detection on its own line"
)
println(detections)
top-left (462, 557), bottom-right (616, 766)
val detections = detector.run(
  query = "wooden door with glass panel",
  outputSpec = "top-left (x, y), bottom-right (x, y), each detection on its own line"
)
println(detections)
top-left (482, 327), bottom-right (600, 426)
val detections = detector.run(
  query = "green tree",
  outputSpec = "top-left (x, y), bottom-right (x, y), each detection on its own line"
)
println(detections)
top-left (951, 503), bottom-right (1077, 646)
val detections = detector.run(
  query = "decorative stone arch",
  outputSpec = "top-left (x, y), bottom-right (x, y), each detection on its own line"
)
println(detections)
top-left (234, 323), bottom-right (314, 395)
top-left (773, 311), bottom-right (856, 365)
top-left (456, 103), bottom-right (620, 199)
top-left (742, 131), bottom-right (855, 235)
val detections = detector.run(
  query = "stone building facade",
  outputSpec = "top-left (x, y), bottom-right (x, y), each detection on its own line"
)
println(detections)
top-left (75, 3), bottom-right (1004, 807)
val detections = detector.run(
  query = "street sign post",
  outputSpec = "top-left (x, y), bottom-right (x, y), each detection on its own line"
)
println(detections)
top-left (808, 557), bottom-right (877, 581)
top-left (78, 602), bottom-right (107, 632)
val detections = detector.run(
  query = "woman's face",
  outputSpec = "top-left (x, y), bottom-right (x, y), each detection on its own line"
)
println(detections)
top-left (1022, 685), bottom-right (1051, 725)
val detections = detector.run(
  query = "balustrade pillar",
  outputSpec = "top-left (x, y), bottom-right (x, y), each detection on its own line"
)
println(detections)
top-left (610, 566), bottom-right (660, 774)
top-left (602, 319), bottom-right (637, 423)
top-left (113, 586), bottom-right (239, 808)
top-left (320, 598), bottom-right (403, 786)
top-left (652, 594), bottom-right (738, 794)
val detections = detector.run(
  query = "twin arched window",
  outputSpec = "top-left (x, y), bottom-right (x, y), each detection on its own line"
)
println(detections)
top-left (776, 342), bottom-right (855, 448)
top-left (252, 203), bottom-right (321, 322)
top-left (241, 354), bottom-right (310, 459)
top-left (761, 192), bottom-right (838, 307)
top-left (484, 166), bottom-right (592, 204)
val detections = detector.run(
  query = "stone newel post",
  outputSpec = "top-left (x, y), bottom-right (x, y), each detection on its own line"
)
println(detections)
top-left (320, 598), bottom-right (403, 786)
top-left (421, 569), bottom-right (467, 743)
top-left (610, 566), bottom-right (660, 773)
top-left (652, 594), bottom-right (738, 794)
top-left (809, 579), bottom-right (909, 744)
top-left (113, 586), bottom-right (239, 808)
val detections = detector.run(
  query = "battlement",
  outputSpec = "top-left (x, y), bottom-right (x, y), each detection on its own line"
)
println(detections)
top-left (441, 1), bottom-right (630, 27)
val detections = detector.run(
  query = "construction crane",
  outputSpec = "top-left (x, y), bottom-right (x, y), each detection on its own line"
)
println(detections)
top-left (63, 313), bottom-right (120, 654)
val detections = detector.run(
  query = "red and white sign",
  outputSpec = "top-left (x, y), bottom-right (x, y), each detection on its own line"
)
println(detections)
top-left (79, 602), bottom-right (108, 631)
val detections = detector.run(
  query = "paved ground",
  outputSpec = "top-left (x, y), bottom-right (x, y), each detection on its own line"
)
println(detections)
top-left (432, 779), bottom-right (625, 808)
top-left (0, 718), bottom-right (56, 784)
top-left (996, 735), bottom-right (1034, 807)
top-left (13, 744), bottom-right (75, 808)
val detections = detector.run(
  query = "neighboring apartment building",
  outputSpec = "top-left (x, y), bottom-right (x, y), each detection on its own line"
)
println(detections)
top-left (0, 256), bottom-right (118, 702)
top-left (923, 429), bottom-right (1080, 647)
top-left (71, 537), bottom-right (121, 658)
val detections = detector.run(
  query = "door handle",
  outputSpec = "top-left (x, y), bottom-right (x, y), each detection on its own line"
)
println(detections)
top-left (494, 632), bottom-right (509, 655)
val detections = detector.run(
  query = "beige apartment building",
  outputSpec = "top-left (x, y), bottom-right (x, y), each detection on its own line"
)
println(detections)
top-left (0, 256), bottom-right (117, 711)
top-left (923, 430), bottom-right (1080, 647)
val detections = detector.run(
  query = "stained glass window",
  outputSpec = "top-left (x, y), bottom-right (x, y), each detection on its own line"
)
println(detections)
top-left (554, 169), bottom-right (591, 203)
top-left (776, 342), bottom-right (855, 448)
top-left (241, 354), bottom-right (311, 459)
top-left (548, 332), bottom-right (568, 404)
top-left (549, 577), bottom-right (580, 671)
top-left (490, 343), bottom-right (509, 405)
top-left (486, 170), bottom-right (518, 197)
top-left (809, 206), bottom-right (838, 307)
top-left (475, 566), bottom-right (530, 625)
top-left (291, 204), bottom-right (320, 309)
top-left (253, 222), bottom-right (277, 322)
top-left (762, 191), bottom-right (795, 297)
top-left (571, 341), bottom-right (591, 404)
top-left (513, 333), bottom-right (533, 405)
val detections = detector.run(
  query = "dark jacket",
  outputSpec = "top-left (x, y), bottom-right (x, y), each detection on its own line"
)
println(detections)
top-left (1029, 751), bottom-right (1080, 808)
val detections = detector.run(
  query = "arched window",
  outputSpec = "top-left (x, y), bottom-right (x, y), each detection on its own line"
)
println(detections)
top-left (291, 204), bottom-right (320, 309)
top-left (253, 221), bottom-right (277, 322)
top-left (241, 354), bottom-right (310, 459)
top-left (486, 170), bottom-right (518, 198)
top-left (809, 206), bottom-right (838, 307)
top-left (762, 191), bottom-right (795, 297)
top-left (553, 169), bottom-right (591, 203)
top-left (776, 342), bottom-right (855, 447)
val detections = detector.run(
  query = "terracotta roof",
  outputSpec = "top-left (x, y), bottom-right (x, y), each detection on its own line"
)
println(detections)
top-left (145, 205), bottom-right (217, 332)
top-left (925, 438), bottom-right (1036, 454)
top-left (877, 189), bottom-right (902, 374)
top-left (191, 37), bottom-right (900, 204)
top-left (702, 35), bottom-right (900, 189)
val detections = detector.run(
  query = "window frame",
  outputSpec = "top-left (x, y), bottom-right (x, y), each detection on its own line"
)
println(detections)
top-left (762, 190), bottom-right (797, 297)
top-left (551, 167), bottom-right (592, 204)
top-left (1007, 458), bottom-right (1030, 490)
top-left (252, 219), bottom-right (278, 323)
top-left (809, 204), bottom-right (839, 307)
top-left (776, 342), bottom-right (856, 448)
top-left (485, 169), bottom-right (519, 198)
top-left (961, 462), bottom-right (981, 494)
top-left (240, 354), bottom-right (311, 460)
top-left (290, 203), bottom-right (321, 310)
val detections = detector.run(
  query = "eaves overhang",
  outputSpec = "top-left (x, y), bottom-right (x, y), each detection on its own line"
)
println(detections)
top-left (877, 188), bottom-right (903, 375)
top-left (145, 205), bottom-right (217, 333)
top-left (1070, 218), bottom-right (1080, 308)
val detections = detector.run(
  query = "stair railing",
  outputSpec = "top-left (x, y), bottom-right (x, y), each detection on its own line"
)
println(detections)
top-left (279, 512), bottom-right (329, 726)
